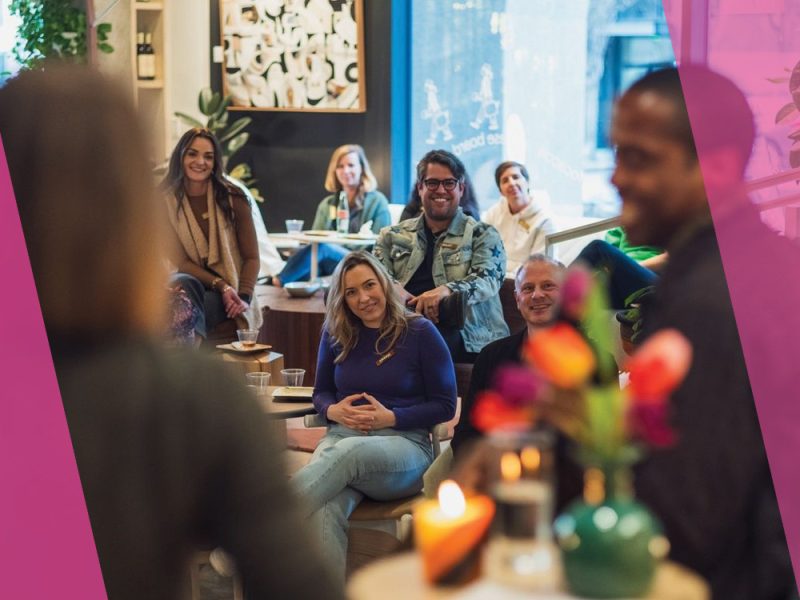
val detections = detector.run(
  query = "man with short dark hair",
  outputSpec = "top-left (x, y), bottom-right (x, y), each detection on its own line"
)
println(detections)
top-left (613, 66), bottom-right (795, 599)
top-left (374, 150), bottom-right (509, 362)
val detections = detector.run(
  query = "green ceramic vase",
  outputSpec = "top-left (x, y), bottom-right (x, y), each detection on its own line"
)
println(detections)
top-left (553, 464), bottom-right (668, 598)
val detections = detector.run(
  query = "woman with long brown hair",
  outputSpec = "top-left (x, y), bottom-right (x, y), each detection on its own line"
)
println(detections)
top-left (162, 127), bottom-right (261, 336)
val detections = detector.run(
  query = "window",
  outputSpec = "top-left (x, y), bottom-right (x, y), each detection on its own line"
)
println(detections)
top-left (408, 0), bottom-right (674, 224)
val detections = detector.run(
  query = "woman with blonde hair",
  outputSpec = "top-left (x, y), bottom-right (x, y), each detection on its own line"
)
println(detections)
top-left (292, 251), bottom-right (456, 585)
top-left (0, 65), bottom-right (340, 600)
top-left (272, 144), bottom-right (391, 285)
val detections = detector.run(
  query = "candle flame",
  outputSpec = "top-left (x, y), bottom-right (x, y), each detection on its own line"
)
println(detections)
top-left (438, 480), bottom-right (466, 518)
top-left (500, 451), bottom-right (522, 482)
top-left (521, 446), bottom-right (541, 472)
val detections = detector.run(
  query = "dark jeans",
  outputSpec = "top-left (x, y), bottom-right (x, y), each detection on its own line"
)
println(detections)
top-left (573, 240), bottom-right (658, 309)
top-left (437, 325), bottom-right (478, 364)
top-left (170, 273), bottom-right (227, 338)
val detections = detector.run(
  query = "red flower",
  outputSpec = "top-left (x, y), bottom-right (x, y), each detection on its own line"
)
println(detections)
top-left (492, 365), bottom-right (545, 406)
top-left (626, 329), bottom-right (692, 403)
top-left (627, 403), bottom-right (676, 448)
top-left (524, 323), bottom-right (596, 389)
top-left (471, 390), bottom-right (536, 433)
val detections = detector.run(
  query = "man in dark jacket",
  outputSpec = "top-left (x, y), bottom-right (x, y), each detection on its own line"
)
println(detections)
top-left (612, 66), bottom-right (796, 600)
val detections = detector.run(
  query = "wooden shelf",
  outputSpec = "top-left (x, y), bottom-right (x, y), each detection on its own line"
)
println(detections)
top-left (136, 79), bottom-right (164, 89)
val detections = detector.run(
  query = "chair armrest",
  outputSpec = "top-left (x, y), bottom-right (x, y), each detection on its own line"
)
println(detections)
top-left (304, 413), bottom-right (327, 428)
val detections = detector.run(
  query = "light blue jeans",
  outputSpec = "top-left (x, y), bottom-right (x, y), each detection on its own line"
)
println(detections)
top-left (291, 424), bottom-right (433, 585)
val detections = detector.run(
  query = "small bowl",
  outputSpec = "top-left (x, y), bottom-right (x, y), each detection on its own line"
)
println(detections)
top-left (285, 281), bottom-right (321, 298)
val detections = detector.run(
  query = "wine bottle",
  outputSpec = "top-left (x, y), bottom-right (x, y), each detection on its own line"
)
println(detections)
top-left (142, 33), bottom-right (156, 81)
top-left (336, 192), bottom-right (350, 234)
top-left (136, 32), bottom-right (147, 80)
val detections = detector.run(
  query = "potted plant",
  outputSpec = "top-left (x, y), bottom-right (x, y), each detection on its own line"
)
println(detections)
top-left (10, 0), bottom-right (113, 71)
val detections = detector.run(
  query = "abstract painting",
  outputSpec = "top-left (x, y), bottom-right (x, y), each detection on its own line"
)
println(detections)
top-left (220, 0), bottom-right (366, 112)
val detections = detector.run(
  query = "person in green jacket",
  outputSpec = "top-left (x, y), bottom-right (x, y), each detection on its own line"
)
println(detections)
top-left (273, 144), bottom-right (392, 285)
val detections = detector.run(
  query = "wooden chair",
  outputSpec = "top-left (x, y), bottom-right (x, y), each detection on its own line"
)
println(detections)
top-left (499, 277), bottom-right (526, 335)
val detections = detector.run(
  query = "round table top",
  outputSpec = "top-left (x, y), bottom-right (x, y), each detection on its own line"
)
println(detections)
top-left (259, 386), bottom-right (315, 419)
top-left (347, 553), bottom-right (708, 600)
top-left (284, 230), bottom-right (376, 246)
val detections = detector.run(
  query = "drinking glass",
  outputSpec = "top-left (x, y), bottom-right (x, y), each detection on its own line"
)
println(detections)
top-left (285, 219), bottom-right (304, 233)
top-left (245, 372), bottom-right (270, 396)
top-left (281, 368), bottom-right (305, 387)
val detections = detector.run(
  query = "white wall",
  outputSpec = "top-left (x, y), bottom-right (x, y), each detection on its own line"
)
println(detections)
top-left (165, 0), bottom-right (211, 150)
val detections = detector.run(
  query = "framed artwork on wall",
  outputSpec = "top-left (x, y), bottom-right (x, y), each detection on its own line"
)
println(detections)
top-left (220, 0), bottom-right (366, 112)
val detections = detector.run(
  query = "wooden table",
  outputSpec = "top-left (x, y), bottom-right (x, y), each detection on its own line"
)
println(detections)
top-left (257, 385), bottom-right (315, 445)
top-left (255, 285), bottom-right (326, 384)
top-left (347, 553), bottom-right (708, 600)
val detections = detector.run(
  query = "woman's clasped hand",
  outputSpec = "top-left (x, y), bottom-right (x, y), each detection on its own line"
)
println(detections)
top-left (326, 392), bottom-right (397, 431)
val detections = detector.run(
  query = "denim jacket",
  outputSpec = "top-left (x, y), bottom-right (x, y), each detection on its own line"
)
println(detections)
top-left (374, 209), bottom-right (510, 353)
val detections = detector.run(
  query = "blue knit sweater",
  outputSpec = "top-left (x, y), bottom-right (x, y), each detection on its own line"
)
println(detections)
top-left (313, 317), bottom-right (457, 430)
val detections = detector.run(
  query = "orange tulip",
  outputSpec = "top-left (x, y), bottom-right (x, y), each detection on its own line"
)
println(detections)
top-left (524, 323), bottom-right (596, 389)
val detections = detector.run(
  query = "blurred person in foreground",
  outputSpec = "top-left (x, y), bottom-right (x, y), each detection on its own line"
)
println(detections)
top-left (613, 66), bottom-right (796, 599)
top-left (0, 65), bottom-right (342, 600)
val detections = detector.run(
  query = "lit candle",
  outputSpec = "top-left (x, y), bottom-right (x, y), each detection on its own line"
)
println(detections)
top-left (413, 480), bottom-right (495, 586)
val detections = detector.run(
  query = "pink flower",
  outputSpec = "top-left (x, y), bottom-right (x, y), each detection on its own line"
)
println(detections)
top-left (560, 265), bottom-right (594, 321)
top-left (492, 365), bottom-right (545, 406)
top-left (627, 403), bottom-right (676, 448)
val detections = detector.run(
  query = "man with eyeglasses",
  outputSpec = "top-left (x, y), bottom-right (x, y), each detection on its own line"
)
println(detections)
top-left (374, 149), bottom-right (509, 363)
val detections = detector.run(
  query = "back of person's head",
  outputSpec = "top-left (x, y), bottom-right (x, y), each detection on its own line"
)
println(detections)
top-left (494, 161), bottom-right (530, 188)
top-left (0, 64), bottom-right (166, 338)
top-left (324, 143), bottom-right (378, 194)
top-left (415, 149), bottom-right (467, 184)
top-left (626, 65), bottom-right (755, 173)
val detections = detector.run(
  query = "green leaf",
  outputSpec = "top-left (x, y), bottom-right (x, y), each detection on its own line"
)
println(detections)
top-left (775, 102), bottom-right (798, 124)
top-left (219, 117), bottom-right (252, 143)
top-left (580, 274), bottom-right (617, 384)
top-left (207, 91), bottom-right (223, 116)
top-left (96, 23), bottom-right (111, 35)
top-left (174, 111), bottom-right (205, 129)
top-left (199, 88), bottom-right (214, 115)
top-left (226, 132), bottom-right (249, 155)
top-left (98, 43), bottom-right (113, 54)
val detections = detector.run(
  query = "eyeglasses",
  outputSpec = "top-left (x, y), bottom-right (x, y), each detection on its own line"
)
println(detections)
top-left (422, 178), bottom-right (460, 191)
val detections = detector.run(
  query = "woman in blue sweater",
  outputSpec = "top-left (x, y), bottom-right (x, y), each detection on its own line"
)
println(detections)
top-left (292, 251), bottom-right (457, 584)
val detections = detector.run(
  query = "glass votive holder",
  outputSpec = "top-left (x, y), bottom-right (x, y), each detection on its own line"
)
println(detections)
top-left (245, 372), bottom-right (270, 395)
top-left (236, 329), bottom-right (259, 348)
top-left (281, 368), bottom-right (305, 387)
top-left (484, 429), bottom-right (560, 591)
top-left (285, 219), bottom-right (304, 233)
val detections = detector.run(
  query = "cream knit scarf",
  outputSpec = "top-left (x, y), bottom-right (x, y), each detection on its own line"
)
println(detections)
top-left (167, 185), bottom-right (262, 330)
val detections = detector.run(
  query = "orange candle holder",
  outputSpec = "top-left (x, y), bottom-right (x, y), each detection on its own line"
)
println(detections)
top-left (413, 480), bottom-right (495, 586)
